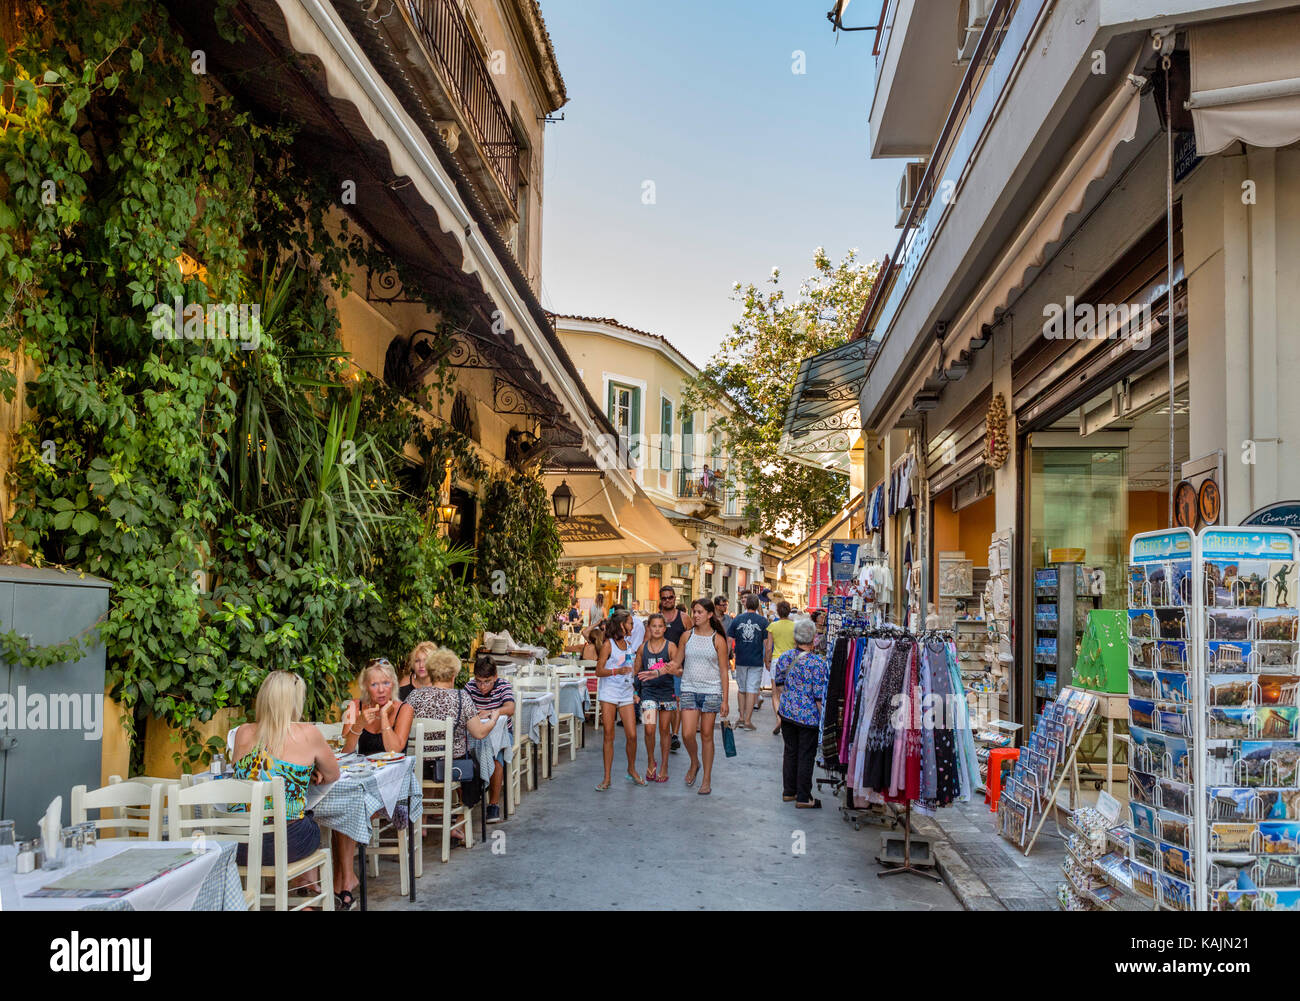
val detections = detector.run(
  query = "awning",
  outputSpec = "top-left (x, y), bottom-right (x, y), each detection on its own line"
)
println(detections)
top-left (779, 339), bottom-right (876, 474)
top-left (1189, 10), bottom-right (1300, 156)
top-left (263, 0), bottom-right (635, 500)
top-left (544, 474), bottom-right (695, 564)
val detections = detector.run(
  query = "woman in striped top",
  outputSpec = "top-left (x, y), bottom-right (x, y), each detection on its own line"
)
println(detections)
top-left (671, 598), bottom-right (730, 795)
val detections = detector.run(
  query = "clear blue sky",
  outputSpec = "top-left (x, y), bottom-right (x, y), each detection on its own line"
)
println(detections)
top-left (539, 0), bottom-right (903, 368)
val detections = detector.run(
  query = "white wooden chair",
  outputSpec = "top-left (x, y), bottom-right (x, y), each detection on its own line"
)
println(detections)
top-left (410, 719), bottom-right (473, 865)
top-left (313, 721), bottom-right (344, 742)
top-left (551, 668), bottom-right (582, 765)
top-left (108, 773), bottom-right (188, 829)
top-left (365, 808), bottom-right (412, 894)
top-left (515, 677), bottom-right (552, 782)
top-left (506, 711), bottom-right (526, 815)
top-left (583, 669), bottom-right (601, 729)
top-left (168, 776), bottom-right (333, 911)
top-left (71, 781), bottom-right (164, 841)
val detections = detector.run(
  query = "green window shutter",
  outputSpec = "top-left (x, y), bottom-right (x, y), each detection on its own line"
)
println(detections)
top-left (681, 411), bottom-right (694, 471)
top-left (630, 387), bottom-right (641, 462)
top-left (660, 398), bottom-right (673, 471)
top-left (606, 381), bottom-right (615, 423)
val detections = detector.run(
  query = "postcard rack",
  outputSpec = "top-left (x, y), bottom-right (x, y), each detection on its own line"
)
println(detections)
top-left (1125, 526), bottom-right (1300, 911)
top-left (996, 686), bottom-right (1099, 857)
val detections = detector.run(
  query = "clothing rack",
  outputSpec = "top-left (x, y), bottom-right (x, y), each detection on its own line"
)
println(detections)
top-left (819, 626), bottom-right (981, 883)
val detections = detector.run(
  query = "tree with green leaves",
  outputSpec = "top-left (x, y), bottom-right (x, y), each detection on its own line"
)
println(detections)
top-left (684, 248), bottom-right (878, 540)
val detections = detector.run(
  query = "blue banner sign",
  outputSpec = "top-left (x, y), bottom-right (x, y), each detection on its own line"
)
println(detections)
top-left (1243, 501), bottom-right (1300, 530)
top-left (1131, 529), bottom-right (1195, 564)
top-left (1200, 528), bottom-right (1297, 560)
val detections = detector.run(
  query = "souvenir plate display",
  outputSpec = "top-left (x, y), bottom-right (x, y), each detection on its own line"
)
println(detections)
top-left (1128, 525), bottom-right (1300, 910)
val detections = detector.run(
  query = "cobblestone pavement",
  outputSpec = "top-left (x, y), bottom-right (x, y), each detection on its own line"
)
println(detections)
top-left (364, 683), bottom-right (961, 910)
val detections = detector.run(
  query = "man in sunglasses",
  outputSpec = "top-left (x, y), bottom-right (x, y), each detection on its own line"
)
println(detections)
top-left (657, 586), bottom-right (687, 751)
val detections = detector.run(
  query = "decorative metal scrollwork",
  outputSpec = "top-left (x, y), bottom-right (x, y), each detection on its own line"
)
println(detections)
top-left (493, 377), bottom-right (551, 418)
top-left (366, 268), bottom-right (423, 304)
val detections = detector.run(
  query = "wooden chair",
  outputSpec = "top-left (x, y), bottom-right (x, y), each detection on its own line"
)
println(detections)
top-left (410, 719), bottom-right (473, 865)
top-left (108, 773), bottom-right (188, 829)
top-left (71, 781), bottom-right (164, 841)
top-left (506, 712), bottom-right (526, 816)
top-left (551, 668), bottom-right (582, 765)
top-left (365, 809), bottom-right (412, 895)
top-left (313, 721), bottom-right (344, 742)
top-left (515, 679), bottom-right (552, 782)
top-left (168, 776), bottom-right (333, 911)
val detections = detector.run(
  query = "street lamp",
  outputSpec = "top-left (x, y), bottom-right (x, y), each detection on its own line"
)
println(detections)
top-left (551, 479), bottom-right (574, 521)
top-left (707, 537), bottom-right (718, 559)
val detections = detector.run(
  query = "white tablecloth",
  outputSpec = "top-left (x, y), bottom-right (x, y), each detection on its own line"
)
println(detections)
top-left (5, 840), bottom-right (243, 911)
top-left (557, 679), bottom-right (589, 720)
top-left (309, 757), bottom-right (421, 845)
top-left (518, 693), bottom-right (557, 743)
top-left (468, 715), bottom-right (513, 781)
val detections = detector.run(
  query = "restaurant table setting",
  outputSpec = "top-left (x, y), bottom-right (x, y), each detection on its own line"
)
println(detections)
top-left (468, 715), bottom-right (513, 784)
top-left (516, 690), bottom-right (557, 743)
top-left (556, 677), bottom-right (589, 721)
top-left (309, 751), bottom-right (422, 845)
top-left (1, 825), bottom-right (244, 911)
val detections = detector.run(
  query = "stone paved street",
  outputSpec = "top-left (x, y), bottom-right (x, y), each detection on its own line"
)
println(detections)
top-left (367, 682), bottom-right (961, 910)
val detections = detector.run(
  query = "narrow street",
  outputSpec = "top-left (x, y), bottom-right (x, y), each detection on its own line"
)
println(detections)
top-left (369, 681), bottom-right (959, 911)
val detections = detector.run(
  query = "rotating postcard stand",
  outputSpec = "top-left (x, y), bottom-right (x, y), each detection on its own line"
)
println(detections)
top-left (1125, 525), bottom-right (1300, 911)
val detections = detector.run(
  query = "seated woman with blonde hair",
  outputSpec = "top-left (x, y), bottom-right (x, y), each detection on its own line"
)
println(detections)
top-left (333, 657), bottom-right (414, 909)
top-left (407, 646), bottom-right (498, 843)
top-left (400, 641), bottom-right (438, 700)
top-left (229, 671), bottom-right (339, 899)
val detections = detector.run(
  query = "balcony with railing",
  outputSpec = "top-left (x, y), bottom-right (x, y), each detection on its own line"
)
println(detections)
top-left (394, 0), bottom-right (520, 209)
top-left (676, 467), bottom-right (746, 518)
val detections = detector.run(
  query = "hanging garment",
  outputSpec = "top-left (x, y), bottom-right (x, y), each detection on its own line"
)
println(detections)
top-left (861, 637), bottom-right (913, 794)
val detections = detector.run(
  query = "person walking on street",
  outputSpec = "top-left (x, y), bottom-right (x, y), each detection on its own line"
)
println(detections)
top-left (634, 613), bottom-right (678, 782)
top-left (672, 598), bottom-right (730, 796)
top-left (767, 601), bottom-right (796, 734)
top-left (656, 586), bottom-right (688, 752)
top-left (594, 609), bottom-right (644, 789)
top-left (727, 594), bottom-right (771, 729)
top-left (775, 618), bottom-right (830, 808)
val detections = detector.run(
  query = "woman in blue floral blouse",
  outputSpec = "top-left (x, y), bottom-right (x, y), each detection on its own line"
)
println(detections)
top-left (772, 619), bottom-right (830, 808)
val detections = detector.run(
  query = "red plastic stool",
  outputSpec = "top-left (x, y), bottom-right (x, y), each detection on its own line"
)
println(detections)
top-left (984, 747), bottom-right (1020, 812)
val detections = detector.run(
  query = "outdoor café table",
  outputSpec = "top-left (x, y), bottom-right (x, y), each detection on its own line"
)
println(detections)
top-left (468, 715), bottom-right (513, 819)
top-left (7, 839), bottom-right (245, 911)
top-left (557, 677), bottom-right (590, 750)
top-left (517, 691), bottom-right (557, 786)
top-left (309, 754), bottom-right (422, 910)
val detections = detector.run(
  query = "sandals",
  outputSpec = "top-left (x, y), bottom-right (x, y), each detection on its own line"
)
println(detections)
top-left (653, 771), bottom-right (669, 783)
top-left (685, 766), bottom-right (698, 788)
top-left (334, 889), bottom-right (356, 911)
top-left (698, 786), bottom-right (712, 796)
top-left (625, 772), bottom-right (646, 786)
top-left (645, 765), bottom-right (658, 782)
top-left (594, 780), bottom-right (611, 792)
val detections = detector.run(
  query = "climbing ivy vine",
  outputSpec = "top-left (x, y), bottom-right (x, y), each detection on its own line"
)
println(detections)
top-left (0, 1), bottom-right (561, 768)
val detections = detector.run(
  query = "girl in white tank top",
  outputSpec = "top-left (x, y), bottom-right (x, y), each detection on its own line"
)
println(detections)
top-left (594, 610), bottom-right (644, 790)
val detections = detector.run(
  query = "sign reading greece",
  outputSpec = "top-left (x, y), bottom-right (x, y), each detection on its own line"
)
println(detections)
top-left (1131, 529), bottom-right (1193, 563)
top-left (1200, 528), bottom-right (1297, 560)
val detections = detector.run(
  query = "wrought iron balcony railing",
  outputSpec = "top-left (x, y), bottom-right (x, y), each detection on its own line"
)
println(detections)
top-left (400, 0), bottom-right (520, 201)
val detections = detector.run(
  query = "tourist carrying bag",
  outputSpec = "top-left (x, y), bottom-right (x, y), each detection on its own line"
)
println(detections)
top-left (720, 720), bottom-right (737, 758)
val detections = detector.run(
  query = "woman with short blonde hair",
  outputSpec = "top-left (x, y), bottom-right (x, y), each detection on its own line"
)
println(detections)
top-left (406, 646), bottom-right (496, 842)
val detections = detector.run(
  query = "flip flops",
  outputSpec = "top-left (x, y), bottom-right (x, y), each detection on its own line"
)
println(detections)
top-left (594, 780), bottom-right (611, 791)
top-left (334, 889), bottom-right (355, 911)
top-left (685, 766), bottom-right (698, 787)
top-left (645, 765), bottom-right (658, 782)
top-left (625, 772), bottom-right (646, 786)
top-left (653, 771), bottom-right (669, 783)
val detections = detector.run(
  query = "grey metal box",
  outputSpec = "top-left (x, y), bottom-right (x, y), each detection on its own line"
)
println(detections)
top-left (0, 568), bottom-right (111, 839)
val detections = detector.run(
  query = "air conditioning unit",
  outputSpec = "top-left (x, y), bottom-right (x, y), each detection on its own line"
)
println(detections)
top-left (957, 0), bottom-right (998, 63)
top-left (896, 160), bottom-right (927, 228)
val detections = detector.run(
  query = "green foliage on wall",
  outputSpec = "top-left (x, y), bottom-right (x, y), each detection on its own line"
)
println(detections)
top-left (477, 474), bottom-right (567, 655)
top-left (0, 1), bottom-right (553, 766)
